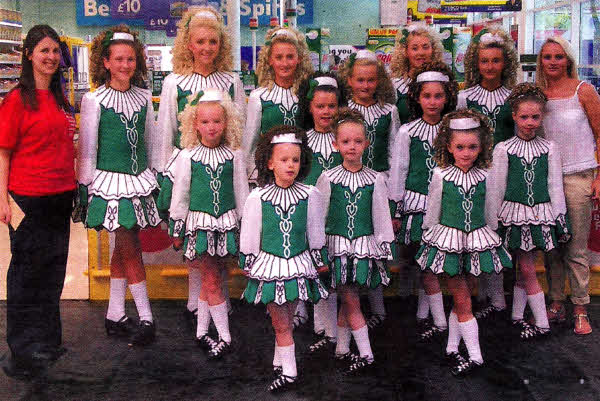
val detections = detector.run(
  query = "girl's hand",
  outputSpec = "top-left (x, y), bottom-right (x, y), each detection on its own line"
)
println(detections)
top-left (592, 175), bottom-right (600, 200)
top-left (0, 199), bottom-right (11, 225)
top-left (317, 265), bottom-right (329, 274)
top-left (172, 237), bottom-right (183, 250)
top-left (392, 218), bottom-right (402, 233)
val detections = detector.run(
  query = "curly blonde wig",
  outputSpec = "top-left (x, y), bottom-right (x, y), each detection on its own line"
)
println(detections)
top-left (178, 91), bottom-right (242, 150)
top-left (255, 26), bottom-right (313, 93)
top-left (434, 109), bottom-right (493, 169)
top-left (338, 57), bottom-right (396, 105)
top-left (464, 26), bottom-right (520, 89)
top-left (89, 25), bottom-right (147, 88)
top-left (407, 61), bottom-right (458, 120)
top-left (171, 6), bottom-right (233, 75)
top-left (254, 125), bottom-right (311, 187)
top-left (332, 107), bottom-right (366, 140)
top-left (506, 82), bottom-right (547, 113)
top-left (390, 25), bottom-right (444, 79)
top-left (535, 36), bottom-right (579, 90)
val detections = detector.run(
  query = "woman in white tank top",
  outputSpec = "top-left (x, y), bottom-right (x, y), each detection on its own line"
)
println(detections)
top-left (536, 36), bottom-right (600, 335)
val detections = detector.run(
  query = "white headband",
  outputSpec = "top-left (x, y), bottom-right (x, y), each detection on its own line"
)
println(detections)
top-left (197, 88), bottom-right (224, 103)
top-left (449, 118), bottom-right (481, 130)
top-left (194, 10), bottom-right (218, 21)
top-left (355, 49), bottom-right (378, 61)
top-left (416, 71), bottom-right (450, 83)
top-left (271, 133), bottom-right (302, 144)
top-left (271, 29), bottom-right (296, 41)
top-left (480, 32), bottom-right (503, 45)
top-left (314, 77), bottom-right (338, 88)
top-left (112, 32), bottom-right (134, 42)
top-left (405, 22), bottom-right (427, 33)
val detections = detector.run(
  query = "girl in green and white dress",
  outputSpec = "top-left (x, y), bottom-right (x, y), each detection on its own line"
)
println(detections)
top-left (297, 72), bottom-right (345, 353)
top-left (390, 23), bottom-right (445, 125)
top-left (416, 109), bottom-right (512, 375)
top-left (169, 89), bottom-right (248, 359)
top-left (458, 26), bottom-right (520, 319)
top-left (156, 6), bottom-right (245, 326)
top-left (239, 125), bottom-right (328, 392)
top-left (492, 83), bottom-right (570, 339)
top-left (316, 109), bottom-right (394, 374)
top-left (389, 62), bottom-right (458, 340)
top-left (338, 49), bottom-right (400, 329)
top-left (77, 27), bottom-right (161, 346)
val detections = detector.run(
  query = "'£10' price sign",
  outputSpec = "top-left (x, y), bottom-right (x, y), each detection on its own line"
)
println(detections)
top-left (111, 0), bottom-right (143, 19)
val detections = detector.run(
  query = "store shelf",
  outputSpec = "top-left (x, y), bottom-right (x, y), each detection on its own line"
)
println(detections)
top-left (0, 39), bottom-right (20, 45)
top-left (0, 88), bottom-right (13, 94)
top-left (0, 21), bottom-right (21, 28)
top-left (0, 60), bottom-right (19, 64)
top-left (0, 74), bottom-right (19, 79)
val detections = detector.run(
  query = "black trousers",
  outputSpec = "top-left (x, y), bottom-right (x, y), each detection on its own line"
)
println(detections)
top-left (6, 190), bottom-right (74, 358)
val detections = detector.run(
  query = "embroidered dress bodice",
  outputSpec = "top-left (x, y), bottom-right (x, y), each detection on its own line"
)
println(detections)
top-left (393, 76), bottom-right (412, 124)
top-left (458, 85), bottom-right (513, 145)
top-left (503, 136), bottom-right (550, 206)
top-left (439, 166), bottom-right (487, 233)
top-left (405, 119), bottom-right (438, 194)
top-left (304, 129), bottom-right (342, 185)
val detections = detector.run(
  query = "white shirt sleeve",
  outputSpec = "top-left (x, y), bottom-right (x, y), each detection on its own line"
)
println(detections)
top-left (155, 73), bottom-right (179, 172)
top-left (456, 90), bottom-right (467, 110)
top-left (143, 90), bottom-right (160, 172)
top-left (488, 144), bottom-right (509, 227)
top-left (168, 149), bottom-right (191, 227)
top-left (387, 106), bottom-right (401, 179)
top-left (233, 149), bottom-right (250, 221)
top-left (547, 141), bottom-right (567, 216)
top-left (231, 72), bottom-right (247, 121)
top-left (484, 168), bottom-right (499, 231)
top-left (77, 92), bottom-right (100, 186)
top-left (423, 168), bottom-right (443, 230)
top-left (315, 173), bottom-right (332, 218)
top-left (373, 173), bottom-right (395, 246)
top-left (387, 123), bottom-right (411, 205)
top-left (242, 89), bottom-right (263, 177)
top-left (307, 186), bottom-right (326, 251)
top-left (239, 188), bottom-right (262, 256)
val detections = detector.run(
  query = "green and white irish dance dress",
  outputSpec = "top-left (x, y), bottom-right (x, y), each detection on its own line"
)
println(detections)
top-left (316, 165), bottom-right (394, 289)
top-left (389, 118), bottom-right (439, 245)
top-left (457, 84), bottom-right (514, 146)
top-left (492, 136), bottom-right (571, 251)
top-left (392, 76), bottom-right (412, 125)
top-left (168, 143), bottom-right (249, 259)
top-left (156, 71), bottom-right (245, 213)
top-left (239, 182), bottom-right (329, 305)
top-left (416, 166), bottom-right (512, 276)
top-left (303, 129), bottom-right (342, 186)
top-left (242, 84), bottom-right (299, 180)
top-left (77, 85), bottom-right (162, 231)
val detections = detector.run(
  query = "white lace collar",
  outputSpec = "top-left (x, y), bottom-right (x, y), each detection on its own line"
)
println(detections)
top-left (176, 71), bottom-right (234, 93)
top-left (326, 164), bottom-right (378, 193)
top-left (258, 83), bottom-right (298, 111)
top-left (441, 165), bottom-right (487, 192)
top-left (406, 118), bottom-right (440, 144)
top-left (347, 100), bottom-right (393, 125)
top-left (260, 182), bottom-right (310, 211)
top-left (462, 84), bottom-right (511, 112)
top-left (307, 129), bottom-right (338, 160)
top-left (189, 144), bottom-right (234, 170)
top-left (504, 135), bottom-right (549, 164)
top-left (95, 85), bottom-right (148, 121)
top-left (393, 76), bottom-right (412, 95)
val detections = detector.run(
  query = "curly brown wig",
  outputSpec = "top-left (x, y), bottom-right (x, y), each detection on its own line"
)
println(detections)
top-left (89, 25), bottom-right (147, 88)
top-left (407, 61), bottom-right (458, 121)
top-left (297, 72), bottom-right (346, 130)
top-left (338, 56), bottom-right (396, 105)
top-left (390, 26), bottom-right (444, 79)
top-left (254, 125), bottom-right (312, 187)
top-left (434, 109), bottom-right (493, 169)
top-left (332, 107), bottom-right (366, 140)
top-left (506, 82), bottom-right (547, 113)
top-left (463, 26), bottom-right (519, 89)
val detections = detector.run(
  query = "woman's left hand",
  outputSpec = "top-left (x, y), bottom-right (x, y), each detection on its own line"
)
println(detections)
top-left (592, 175), bottom-right (600, 200)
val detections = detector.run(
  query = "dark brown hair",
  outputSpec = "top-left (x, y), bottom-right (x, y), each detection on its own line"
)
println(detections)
top-left (407, 61), bottom-right (458, 121)
top-left (506, 82), bottom-right (547, 113)
top-left (297, 72), bottom-right (346, 130)
top-left (331, 107), bottom-right (366, 140)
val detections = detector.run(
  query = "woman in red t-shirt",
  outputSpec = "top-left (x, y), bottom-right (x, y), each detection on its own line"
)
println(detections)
top-left (0, 25), bottom-right (76, 380)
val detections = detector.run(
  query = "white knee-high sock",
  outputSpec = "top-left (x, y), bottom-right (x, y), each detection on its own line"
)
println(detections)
top-left (129, 281), bottom-right (153, 322)
top-left (107, 278), bottom-right (127, 321)
top-left (196, 299), bottom-right (210, 338)
top-left (351, 325), bottom-right (374, 361)
top-left (489, 272), bottom-right (506, 309)
top-left (458, 318), bottom-right (483, 363)
top-left (511, 285), bottom-right (528, 321)
top-left (313, 299), bottom-right (326, 335)
top-left (528, 291), bottom-right (549, 329)
top-left (187, 268), bottom-right (202, 312)
top-left (368, 286), bottom-right (386, 317)
top-left (336, 325), bottom-right (351, 355)
top-left (209, 301), bottom-right (231, 343)
top-left (446, 311), bottom-right (461, 354)
top-left (416, 288), bottom-right (430, 320)
top-left (324, 293), bottom-right (338, 340)
top-left (273, 341), bottom-right (281, 368)
top-left (278, 344), bottom-right (297, 377)
top-left (427, 292), bottom-right (447, 328)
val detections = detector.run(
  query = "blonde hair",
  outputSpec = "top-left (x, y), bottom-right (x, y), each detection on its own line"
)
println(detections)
top-left (464, 26), bottom-right (519, 89)
top-left (256, 26), bottom-right (313, 92)
top-left (178, 91), bottom-right (242, 150)
top-left (535, 36), bottom-right (579, 90)
top-left (390, 25), bottom-right (444, 78)
top-left (171, 6), bottom-right (233, 75)
top-left (338, 57), bottom-right (396, 105)
top-left (89, 25), bottom-right (147, 87)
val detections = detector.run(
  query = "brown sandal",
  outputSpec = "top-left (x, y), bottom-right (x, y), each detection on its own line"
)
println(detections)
top-left (547, 302), bottom-right (566, 323)
top-left (574, 313), bottom-right (592, 335)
